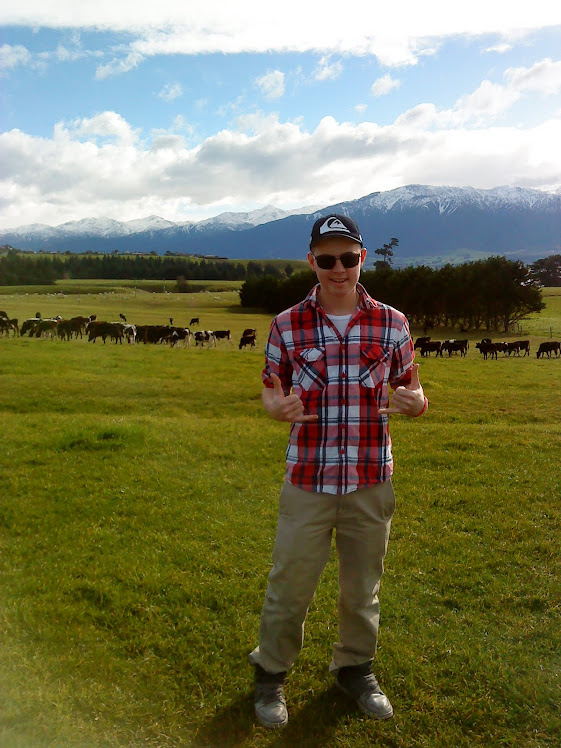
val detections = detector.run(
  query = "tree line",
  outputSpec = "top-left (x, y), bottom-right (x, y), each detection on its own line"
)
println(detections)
top-left (0, 246), bottom-right (553, 333)
top-left (240, 256), bottom-right (546, 333)
top-left (0, 248), bottom-right (298, 286)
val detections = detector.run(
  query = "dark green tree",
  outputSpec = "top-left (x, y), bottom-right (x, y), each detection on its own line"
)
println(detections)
top-left (530, 254), bottom-right (561, 287)
top-left (374, 237), bottom-right (398, 268)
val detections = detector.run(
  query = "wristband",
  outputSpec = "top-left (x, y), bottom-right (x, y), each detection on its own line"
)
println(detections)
top-left (413, 396), bottom-right (428, 417)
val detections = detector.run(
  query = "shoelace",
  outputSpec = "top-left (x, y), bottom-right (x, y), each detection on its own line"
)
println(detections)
top-left (339, 669), bottom-right (381, 698)
top-left (361, 672), bottom-right (382, 694)
top-left (256, 681), bottom-right (285, 704)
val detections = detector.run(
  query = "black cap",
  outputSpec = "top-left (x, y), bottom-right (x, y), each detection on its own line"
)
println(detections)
top-left (310, 213), bottom-right (363, 249)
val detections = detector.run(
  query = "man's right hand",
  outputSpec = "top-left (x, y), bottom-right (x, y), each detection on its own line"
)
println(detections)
top-left (263, 373), bottom-right (319, 423)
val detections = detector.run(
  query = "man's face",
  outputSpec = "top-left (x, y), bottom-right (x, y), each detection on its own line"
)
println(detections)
top-left (307, 236), bottom-right (366, 297)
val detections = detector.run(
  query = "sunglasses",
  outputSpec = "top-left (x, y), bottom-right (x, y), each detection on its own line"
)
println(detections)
top-left (311, 251), bottom-right (362, 270)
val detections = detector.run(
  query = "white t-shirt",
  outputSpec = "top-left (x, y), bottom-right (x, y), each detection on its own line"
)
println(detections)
top-left (326, 313), bottom-right (353, 337)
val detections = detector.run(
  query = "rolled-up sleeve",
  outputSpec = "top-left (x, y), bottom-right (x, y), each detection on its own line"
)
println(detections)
top-left (389, 317), bottom-right (415, 389)
top-left (262, 318), bottom-right (293, 395)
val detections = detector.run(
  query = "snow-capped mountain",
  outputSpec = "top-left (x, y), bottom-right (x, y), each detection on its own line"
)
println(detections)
top-left (195, 204), bottom-right (319, 230)
top-left (123, 216), bottom-right (179, 234)
top-left (1, 204), bottom-right (319, 241)
top-left (1, 185), bottom-right (559, 264)
top-left (1, 216), bottom-right (173, 239)
top-left (354, 184), bottom-right (556, 214)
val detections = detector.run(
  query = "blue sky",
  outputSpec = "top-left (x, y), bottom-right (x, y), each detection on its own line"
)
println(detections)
top-left (1, 2), bottom-right (561, 229)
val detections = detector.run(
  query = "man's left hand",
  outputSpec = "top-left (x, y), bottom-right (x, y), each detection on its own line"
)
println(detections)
top-left (378, 363), bottom-right (426, 417)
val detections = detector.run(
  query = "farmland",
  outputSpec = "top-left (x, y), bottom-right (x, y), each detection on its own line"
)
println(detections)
top-left (0, 283), bottom-right (560, 748)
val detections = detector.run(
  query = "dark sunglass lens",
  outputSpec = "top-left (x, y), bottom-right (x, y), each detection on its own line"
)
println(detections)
top-left (315, 255), bottom-right (337, 269)
top-left (340, 253), bottom-right (361, 268)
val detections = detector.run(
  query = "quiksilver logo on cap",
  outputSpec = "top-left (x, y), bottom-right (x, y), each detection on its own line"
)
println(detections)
top-left (319, 217), bottom-right (351, 235)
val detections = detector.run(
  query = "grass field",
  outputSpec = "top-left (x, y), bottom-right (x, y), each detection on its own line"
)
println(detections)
top-left (0, 285), bottom-right (560, 747)
top-left (0, 278), bottom-right (244, 297)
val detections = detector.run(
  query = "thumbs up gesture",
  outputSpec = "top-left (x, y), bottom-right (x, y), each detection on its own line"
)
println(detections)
top-left (379, 364), bottom-right (427, 417)
top-left (263, 373), bottom-right (319, 423)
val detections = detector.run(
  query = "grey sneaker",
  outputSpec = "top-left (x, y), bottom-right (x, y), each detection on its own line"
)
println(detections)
top-left (254, 665), bottom-right (288, 729)
top-left (336, 662), bottom-right (394, 720)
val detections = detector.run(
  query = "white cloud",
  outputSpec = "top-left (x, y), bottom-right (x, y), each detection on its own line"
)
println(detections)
top-left (171, 114), bottom-right (189, 131)
top-left (371, 74), bottom-right (401, 97)
top-left (54, 44), bottom-right (72, 61)
top-left (49, 43), bottom-right (103, 63)
top-left (95, 51), bottom-right (144, 79)
top-left (2, 2), bottom-right (560, 68)
top-left (0, 41), bottom-right (103, 74)
top-left (485, 42), bottom-right (513, 54)
top-left (63, 111), bottom-right (140, 146)
top-left (216, 95), bottom-right (245, 118)
top-left (150, 134), bottom-right (186, 151)
top-left (314, 56), bottom-right (343, 81)
top-left (395, 103), bottom-right (438, 129)
top-left (355, 104), bottom-right (368, 113)
top-left (504, 58), bottom-right (561, 95)
top-left (150, 114), bottom-right (195, 146)
top-left (451, 80), bottom-right (521, 124)
top-left (395, 59), bottom-right (561, 130)
top-left (158, 82), bottom-right (183, 101)
top-left (255, 70), bottom-right (285, 100)
top-left (0, 43), bottom-right (31, 73)
top-left (1, 108), bottom-right (560, 229)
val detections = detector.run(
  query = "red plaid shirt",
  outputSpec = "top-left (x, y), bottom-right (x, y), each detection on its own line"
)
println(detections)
top-left (262, 283), bottom-right (415, 494)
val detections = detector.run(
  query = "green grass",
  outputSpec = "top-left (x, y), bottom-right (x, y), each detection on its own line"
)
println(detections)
top-left (523, 287), bottom-right (561, 337)
top-left (0, 289), bottom-right (560, 747)
top-left (0, 278), bottom-right (244, 296)
top-left (0, 286), bottom-right (257, 331)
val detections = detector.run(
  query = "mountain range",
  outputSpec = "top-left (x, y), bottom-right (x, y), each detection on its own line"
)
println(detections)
top-left (2, 185), bottom-right (560, 267)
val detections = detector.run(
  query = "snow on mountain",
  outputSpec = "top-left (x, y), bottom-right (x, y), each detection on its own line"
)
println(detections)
top-left (55, 217), bottom-right (129, 237)
top-left (1, 204), bottom-right (318, 239)
top-left (1, 186), bottom-right (559, 263)
top-left (352, 184), bottom-right (558, 215)
top-left (3, 223), bottom-right (57, 239)
top-left (197, 205), bottom-right (287, 229)
top-left (124, 216), bottom-right (180, 233)
top-left (197, 204), bottom-right (320, 230)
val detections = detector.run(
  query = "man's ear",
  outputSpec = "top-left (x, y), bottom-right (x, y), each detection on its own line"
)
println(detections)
top-left (307, 251), bottom-right (316, 271)
top-left (360, 247), bottom-right (367, 266)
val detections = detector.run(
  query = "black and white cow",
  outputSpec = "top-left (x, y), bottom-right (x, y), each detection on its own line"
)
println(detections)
top-left (194, 330), bottom-right (215, 347)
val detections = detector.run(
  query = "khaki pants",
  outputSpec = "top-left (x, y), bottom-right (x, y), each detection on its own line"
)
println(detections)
top-left (249, 480), bottom-right (395, 674)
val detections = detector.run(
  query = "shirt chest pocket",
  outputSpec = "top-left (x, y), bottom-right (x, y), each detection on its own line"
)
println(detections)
top-left (359, 344), bottom-right (391, 388)
top-left (293, 347), bottom-right (326, 391)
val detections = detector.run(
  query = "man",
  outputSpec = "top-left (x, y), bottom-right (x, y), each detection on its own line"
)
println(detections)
top-left (249, 214), bottom-right (428, 728)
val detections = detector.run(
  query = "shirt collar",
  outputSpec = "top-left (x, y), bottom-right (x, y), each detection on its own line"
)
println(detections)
top-left (304, 282), bottom-right (377, 311)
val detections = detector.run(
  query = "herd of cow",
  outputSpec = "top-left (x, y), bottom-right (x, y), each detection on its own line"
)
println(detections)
top-left (0, 311), bottom-right (258, 350)
top-left (2, 311), bottom-right (560, 359)
top-left (413, 336), bottom-right (561, 359)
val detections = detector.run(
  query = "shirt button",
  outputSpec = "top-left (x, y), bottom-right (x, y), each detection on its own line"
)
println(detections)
top-left (341, 424), bottom-right (346, 430)
top-left (341, 372), bottom-right (346, 378)
top-left (340, 448), bottom-right (345, 454)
